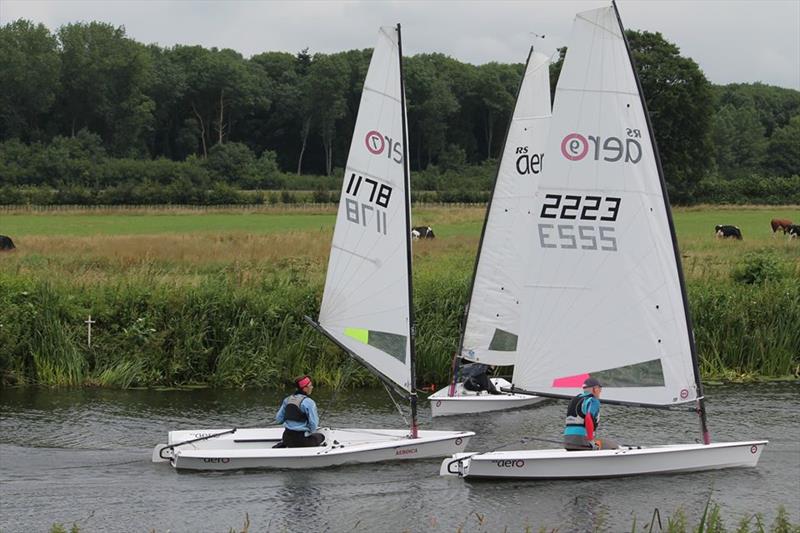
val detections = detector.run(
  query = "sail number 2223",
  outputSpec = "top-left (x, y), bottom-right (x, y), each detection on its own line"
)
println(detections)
top-left (538, 194), bottom-right (621, 252)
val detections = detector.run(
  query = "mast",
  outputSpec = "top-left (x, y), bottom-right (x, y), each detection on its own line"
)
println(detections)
top-left (611, 0), bottom-right (710, 444)
top-left (397, 23), bottom-right (418, 438)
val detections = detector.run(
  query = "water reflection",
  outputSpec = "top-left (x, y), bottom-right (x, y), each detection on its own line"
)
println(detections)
top-left (0, 383), bottom-right (798, 531)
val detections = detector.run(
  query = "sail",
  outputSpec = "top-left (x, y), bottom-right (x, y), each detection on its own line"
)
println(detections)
top-left (460, 51), bottom-right (552, 368)
top-left (318, 26), bottom-right (412, 393)
top-left (512, 6), bottom-right (698, 404)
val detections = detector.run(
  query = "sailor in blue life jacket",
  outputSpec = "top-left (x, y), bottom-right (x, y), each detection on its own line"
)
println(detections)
top-left (275, 375), bottom-right (325, 448)
top-left (563, 377), bottom-right (619, 451)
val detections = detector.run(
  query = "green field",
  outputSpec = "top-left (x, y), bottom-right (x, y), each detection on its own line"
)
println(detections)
top-left (2, 204), bottom-right (797, 239)
top-left (0, 205), bottom-right (797, 388)
top-left (1, 204), bottom-right (797, 281)
top-left (1, 208), bottom-right (337, 236)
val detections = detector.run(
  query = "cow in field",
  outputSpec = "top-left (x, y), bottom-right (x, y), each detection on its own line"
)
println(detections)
top-left (770, 218), bottom-right (793, 234)
top-left (715, 225), bottom-right (742, 240)
top-left (411, 226), bottom-right (435, 240)
top-left (0, 235), bottom-right (15, 251)
top-left (787, 225), bottom-right (800, 239)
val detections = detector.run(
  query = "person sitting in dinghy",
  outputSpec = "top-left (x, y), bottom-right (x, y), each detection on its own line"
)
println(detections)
top-left (563, 377), bottom-right (619, 451)
top-left (460, 362), bottom-right (502, 395)
top-left (275, 375), bottom-right (326, 447)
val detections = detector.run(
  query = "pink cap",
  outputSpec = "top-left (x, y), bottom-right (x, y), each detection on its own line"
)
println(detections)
top-left (296, 376), bottom-right (312, 389)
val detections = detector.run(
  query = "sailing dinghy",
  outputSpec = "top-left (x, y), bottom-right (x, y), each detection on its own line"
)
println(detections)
top-left (429, 49), bottom-right (552, 417)
top-left (152, 25), bottom-right (472, 471)
top-left (440, 3), bottom-right (766, 479)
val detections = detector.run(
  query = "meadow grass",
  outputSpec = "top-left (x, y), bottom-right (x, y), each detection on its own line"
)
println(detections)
top-left (0, 205), bottom-right (797, 388)
top-left (0, 209), bottom-right (336, 236)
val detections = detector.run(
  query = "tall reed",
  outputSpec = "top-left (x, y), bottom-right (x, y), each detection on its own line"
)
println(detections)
top-left (1, 254), bottom-right (798, 388)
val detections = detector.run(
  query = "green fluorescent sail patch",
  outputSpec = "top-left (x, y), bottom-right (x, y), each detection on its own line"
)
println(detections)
top-left (345, 327), bottom-right (407, 363)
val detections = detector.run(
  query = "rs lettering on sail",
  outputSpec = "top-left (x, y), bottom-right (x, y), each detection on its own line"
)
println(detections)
top-left (561, 131), bottom-right (642, 163)
top-left (364, 129), bottom-right (403, 164)
top-left (515, 146), bottom-right (544, 175)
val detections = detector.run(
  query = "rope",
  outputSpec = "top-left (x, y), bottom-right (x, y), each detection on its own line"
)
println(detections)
top-left (383, 382), bottom-right (410, 427)
top-left (326, 427), bottom-right (409, 439)
top-left (484, 435), bottom-right (567, 453)
top-left (483, 434), bottom-right (646, 453)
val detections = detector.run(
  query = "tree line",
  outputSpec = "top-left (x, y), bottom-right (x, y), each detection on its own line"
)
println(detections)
top-left (0, 19), bottom-right (798, 205)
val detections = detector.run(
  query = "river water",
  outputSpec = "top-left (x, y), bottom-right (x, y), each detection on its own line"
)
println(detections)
top-left (1, 383), bottom-right (798, 532)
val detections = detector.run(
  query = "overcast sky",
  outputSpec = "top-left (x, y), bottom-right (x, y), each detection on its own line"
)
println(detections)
top-left (2, 0), bottom-right (798, 89)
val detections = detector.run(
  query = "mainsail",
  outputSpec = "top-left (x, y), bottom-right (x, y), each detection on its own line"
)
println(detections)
top-left (512, 6), bottom-right (699, 405)
top-left (318, 26), bottom-right (413, 393)
top-left (460, 51), bottom-right (552, 370)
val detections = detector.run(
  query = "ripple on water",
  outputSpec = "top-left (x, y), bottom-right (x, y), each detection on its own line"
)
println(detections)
top-left (1, 383), bottom-right (798, 532)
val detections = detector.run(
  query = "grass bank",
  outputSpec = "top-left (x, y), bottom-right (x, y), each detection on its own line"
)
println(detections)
top-left (1, 264), bottom-right (796, 388)
top-left (1, 205), bottom-right (797, 388)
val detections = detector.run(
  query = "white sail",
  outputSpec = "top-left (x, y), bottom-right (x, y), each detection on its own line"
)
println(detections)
top-left (461, 51), bottom-right (552, 368)
top-left (318, 26), bottom-right (412, 393)
top-left (512, 7), bottom-right (698, 405)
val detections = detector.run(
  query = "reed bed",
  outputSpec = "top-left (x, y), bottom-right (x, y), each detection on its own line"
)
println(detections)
top-left (1, 258), bottom-right (797, 388)
top-left (1, 206), bottom-right (797, 388)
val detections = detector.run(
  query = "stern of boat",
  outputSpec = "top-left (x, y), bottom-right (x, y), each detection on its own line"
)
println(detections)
top-left (439, 453), bottom-right (476, 477)
top-left (429, 378), bottom-right (546, 417)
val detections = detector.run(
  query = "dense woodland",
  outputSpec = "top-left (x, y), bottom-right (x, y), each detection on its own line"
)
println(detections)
top-left (1, 20), bottom-right (799, 205)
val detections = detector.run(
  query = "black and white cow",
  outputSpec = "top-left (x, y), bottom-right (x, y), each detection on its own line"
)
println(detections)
top-left (411, 226), bottom-right (435, 240)
top-left (787, 225), bottom-right (800, 239)
top-left (715, 225), bottom-right (742, 240)
top-left (0, 235), bottom-right (15, 251)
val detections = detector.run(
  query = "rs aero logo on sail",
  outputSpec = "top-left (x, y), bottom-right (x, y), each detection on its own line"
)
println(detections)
top-left (365, 130), bottom-right (404, 164)
top-left (561, 129), bottom-right (643, 164)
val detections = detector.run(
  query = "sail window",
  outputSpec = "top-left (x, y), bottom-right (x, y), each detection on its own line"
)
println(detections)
top-left (345, 327), bottom-right (408, 363)
top-left (488, 329), bottom-right (518, 352)
top-left (591, 359), bottom-right (665, 387)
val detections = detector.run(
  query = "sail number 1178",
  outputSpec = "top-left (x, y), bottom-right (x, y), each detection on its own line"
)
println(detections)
top-left (344, 172), bottom-right (393, 235)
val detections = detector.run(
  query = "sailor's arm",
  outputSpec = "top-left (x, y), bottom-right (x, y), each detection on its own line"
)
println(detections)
top-left (275, 398), bottom-right (288, 424)
top-left (305, 399), bottom-right (320, 432)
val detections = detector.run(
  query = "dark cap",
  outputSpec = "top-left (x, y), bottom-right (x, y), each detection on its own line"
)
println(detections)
top-left (582, 377), bottom-right (602, 389)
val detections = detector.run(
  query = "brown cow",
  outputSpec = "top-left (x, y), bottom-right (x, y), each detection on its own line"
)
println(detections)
top-left (770, 218), bottom-right (793, 233)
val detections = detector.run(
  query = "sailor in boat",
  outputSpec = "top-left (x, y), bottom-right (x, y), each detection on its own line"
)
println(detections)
top-left (275, 375), bottom-right (326, 448)
top-left (563, 377), bottom-right (619, 451)
top-left (460, 362), bottom-right (502, 395)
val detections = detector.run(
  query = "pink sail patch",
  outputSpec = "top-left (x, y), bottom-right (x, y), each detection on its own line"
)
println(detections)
top-left (552, 373), bottom-right (590, 388)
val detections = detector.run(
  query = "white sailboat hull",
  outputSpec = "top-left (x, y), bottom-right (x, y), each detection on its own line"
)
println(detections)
top-left (429, 378), bottom-right (547, 416)
top-left (153, 427), bottom-right (474, 471)
top-left (440, 440), bottom-right (767, 479)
